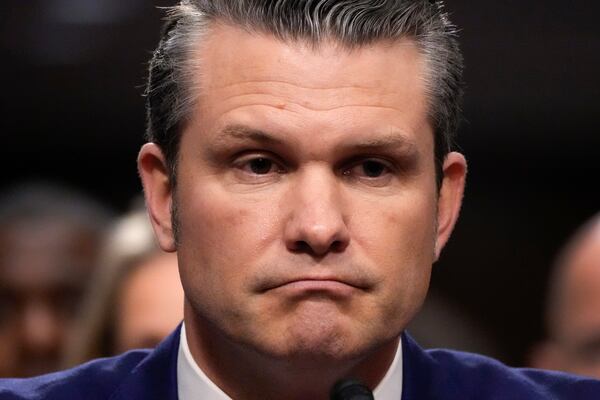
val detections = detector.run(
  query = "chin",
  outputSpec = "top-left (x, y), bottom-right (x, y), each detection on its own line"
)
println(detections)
top-left (252, 315), bottom-right (385, 364)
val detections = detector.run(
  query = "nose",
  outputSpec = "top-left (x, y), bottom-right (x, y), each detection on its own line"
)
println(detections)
top-left (284, 166), bottom-right (350, 256)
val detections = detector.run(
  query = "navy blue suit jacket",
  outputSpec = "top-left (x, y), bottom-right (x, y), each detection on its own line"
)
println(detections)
top-left (1, 325), bottom-right (599, 399)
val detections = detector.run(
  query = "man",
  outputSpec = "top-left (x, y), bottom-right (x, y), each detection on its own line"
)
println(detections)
top-left (0, 183), bottom-right (111, 377)
top-left (1, 1), bottom-right (599, 399)
top-left (530, 214), bottom-right (600, 378)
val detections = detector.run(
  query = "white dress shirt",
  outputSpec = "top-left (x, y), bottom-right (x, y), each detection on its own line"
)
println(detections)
top-left (177, 324), bottom-right (403, 400)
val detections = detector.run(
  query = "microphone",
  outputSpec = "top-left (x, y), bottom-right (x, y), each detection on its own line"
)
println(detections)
top-left (330, 379), bottom-right (374, 400)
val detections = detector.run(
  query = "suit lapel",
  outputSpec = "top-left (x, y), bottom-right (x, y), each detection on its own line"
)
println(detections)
top-left (401, 332), bottom-right (429, 400)
top-left (401, 332), bottom-right (462, 400)
top-left (110, 324), bottom-right (182, 400)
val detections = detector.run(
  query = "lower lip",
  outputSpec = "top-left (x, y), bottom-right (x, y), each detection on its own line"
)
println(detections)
top-left (273, 280), bottom-right (357, 297)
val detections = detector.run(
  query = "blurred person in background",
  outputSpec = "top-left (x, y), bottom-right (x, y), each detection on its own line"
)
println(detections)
top-left (530, 213), bottom-right (600, 378)
top-left (407, 290), bottom-right (499, 358)
top-left (0, 182), bottom-right (111, 377)
top-left (64, 201), bottom-right (183, 367)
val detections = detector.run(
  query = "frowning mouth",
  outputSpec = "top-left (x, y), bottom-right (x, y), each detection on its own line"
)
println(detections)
top-left (252, 266), bottom-right (377, 295)
top-left (269, 279), bottom-right (359, 297)
top-left (259, 276), bottom-right (371, 297)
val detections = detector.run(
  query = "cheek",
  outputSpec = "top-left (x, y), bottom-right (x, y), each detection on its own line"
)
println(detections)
top-left (175, 184), bottom-right (281, 301)
top-left (386, 198), bottom-right (436, 285)
top-left (350, 194), bottom-right (436, 317)
top-left (351, 192), bottom-right (437, 268)
top-left (182, 193), bottom-right (280, 260)
top-left (180, 179), bottom-right (237, 245)
top-left (178, 190), bottom-right (243, 276)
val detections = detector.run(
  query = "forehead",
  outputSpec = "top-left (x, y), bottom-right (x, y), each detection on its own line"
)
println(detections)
top-left (187, 23), bottom-right (432, 150)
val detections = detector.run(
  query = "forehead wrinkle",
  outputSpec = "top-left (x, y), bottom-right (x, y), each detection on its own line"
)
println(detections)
top-left (210, 82), bottom-right (398, 108)
top-left (207, 78), bottom-right (370, 92)
top-left (215, 100), bottom-right (405, 115)
top-left (211, 89), bottom-right (408, 114)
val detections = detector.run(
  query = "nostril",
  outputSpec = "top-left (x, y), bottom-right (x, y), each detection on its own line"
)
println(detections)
top-left (290, 239), bottom-right (347, 255)
top-left (330, 240), bottom-right (346, 252)
top-left (292, 241), bottom-right (311, 253)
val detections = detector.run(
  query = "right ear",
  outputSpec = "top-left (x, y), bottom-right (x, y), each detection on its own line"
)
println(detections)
top-left (138, 143), bottom-right (177, 252)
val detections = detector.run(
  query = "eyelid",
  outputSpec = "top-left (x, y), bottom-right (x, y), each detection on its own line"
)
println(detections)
top-left (232, 150), bottom-right (279, 164)
top-left (342, 157), bottom-right (396, 175)
top-left (232, 151), bottom-right (288, 174)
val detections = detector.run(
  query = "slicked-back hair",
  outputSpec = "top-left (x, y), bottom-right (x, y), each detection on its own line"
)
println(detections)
top-left (145, 0), bottom-right (464, 187)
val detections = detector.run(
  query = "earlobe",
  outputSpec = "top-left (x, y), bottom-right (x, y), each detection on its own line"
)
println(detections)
top-left (137, 143), bottom-right (177, 252)
top-left (434, 152), bottom-right (467, 260)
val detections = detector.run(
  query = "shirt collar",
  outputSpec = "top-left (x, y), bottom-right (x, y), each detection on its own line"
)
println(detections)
top-left (373, 337), bottom-right (403, 400)
top-left (177, 323), bottom-right (403, 400)
top-left (177, 324), bottom-right (231, 400)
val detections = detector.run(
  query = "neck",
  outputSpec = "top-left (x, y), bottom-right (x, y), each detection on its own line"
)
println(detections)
top-left (184, 306), bottom-right (398, 400)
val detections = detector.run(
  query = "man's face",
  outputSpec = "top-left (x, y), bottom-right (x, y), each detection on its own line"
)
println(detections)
top-left (141, 25), bottom-right (465, 363)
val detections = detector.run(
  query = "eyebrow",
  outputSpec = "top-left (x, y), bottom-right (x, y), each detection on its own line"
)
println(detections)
top-left (213, 124), bottom-right (284, 146)
top-left (342, 134), bottom-right (419, 155)
top-left (213, 124), bottom-right (419, 157)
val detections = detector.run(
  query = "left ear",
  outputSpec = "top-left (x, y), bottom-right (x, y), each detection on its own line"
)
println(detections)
top-left (434, 151), bottom-right (467, 260)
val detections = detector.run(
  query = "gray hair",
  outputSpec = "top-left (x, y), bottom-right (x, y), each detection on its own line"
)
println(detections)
top-left (145, 0), bottom-right (464, 186)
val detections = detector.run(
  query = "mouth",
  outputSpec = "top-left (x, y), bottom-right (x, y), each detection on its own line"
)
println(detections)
top-left (259, 274), bottom-right (371, 298)
top-left (273, 279), bottom-right (359, 297)
top-left (252, 263), bottom-right (377, 296)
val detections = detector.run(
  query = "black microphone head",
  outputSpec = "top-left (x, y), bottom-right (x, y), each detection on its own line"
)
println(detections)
top-left (330, 379), bottom-right (374, 400)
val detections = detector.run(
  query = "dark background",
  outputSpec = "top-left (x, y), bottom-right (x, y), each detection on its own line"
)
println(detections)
top-left (2, 1), bottom-right (598, 365)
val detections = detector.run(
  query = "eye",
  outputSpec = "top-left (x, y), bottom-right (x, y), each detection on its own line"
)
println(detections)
top-left (235, 155), bottom-right (285, 177)
top-left (344, 159), bottom-right (391, 179)
top-left (248, 157), bottom-right (274, 174)
top-left (360, 160), bottom-right (388, 177)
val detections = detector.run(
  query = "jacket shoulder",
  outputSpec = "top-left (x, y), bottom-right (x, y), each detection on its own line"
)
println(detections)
top-left (402, 332), bottom-right (600, 400)
top-left (0, 350), bottom-right (151, 400)
top-left (425, 347), bottom-right (600, 399)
